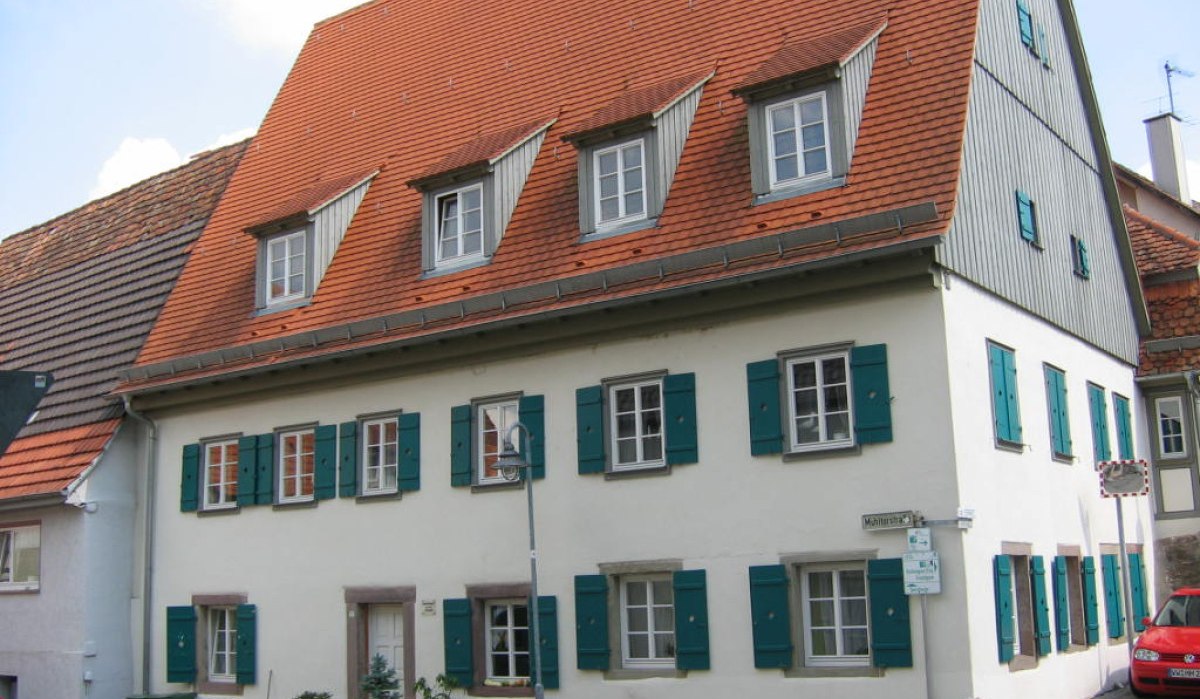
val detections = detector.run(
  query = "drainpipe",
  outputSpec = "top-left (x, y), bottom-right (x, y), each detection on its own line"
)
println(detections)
top-left (122, 394), bottom-right (158, 694)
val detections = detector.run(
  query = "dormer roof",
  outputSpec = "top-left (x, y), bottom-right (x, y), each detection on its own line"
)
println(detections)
top-left (562, 72), bottom-right (712, 142)
top-left (733, 17), bottom-right (888, 96)
top-left (409, 119), bottom-right (556, 188)
top-left (246, 168), bottom-right (379, 232)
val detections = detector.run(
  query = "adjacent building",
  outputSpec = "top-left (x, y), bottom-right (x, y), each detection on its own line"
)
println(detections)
top-left (115, 0), bottom-right (1152, 697)
top-left (0, 142), bottom-right (245, 699)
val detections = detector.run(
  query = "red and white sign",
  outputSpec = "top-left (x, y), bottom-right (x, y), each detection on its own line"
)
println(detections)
top-left (1096, 459), bottom-right (1150, 498)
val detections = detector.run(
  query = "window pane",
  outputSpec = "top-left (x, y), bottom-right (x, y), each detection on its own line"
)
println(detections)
top-left (514, 653), bottom-right (530, 677)
top-left (462, 230), bottom-right (482, 255)
top-left (654, 634), bottom-right (676, 659)
top-left (599, 172), bottom-right (619, 198)
top-left (640, 384), bottom-right (661, 409)
top-left (840, 570), bottom-right (865, 596)
top-left (796, 418), bottom-right (820, 444)
top-left (774, 155), bottom-right (798, 182)
top-left (641, 409), bottom-right (661, 436)
top-left (803, 149), bottom-right (828, 175)
top-left (653, 606), bottom-right (674, 632)
top-left (622, 143), bottom-right (642, 167)
top-left (794, 388), bottom-right (818, 416)
top-left (616, 413), bottom-right (637, 438)
top-left (822, 358), bottom-right (846, 384)
top-left (440, 238), bottom-right (456, 260)
top-left (643, 436), bottom-right (662, 461)
top-left (793, 362), bottom-right (817, 388)
top-left (810, 629), bottom-right (837, 655)
top-left (799, 98), bottom-right (823, 124)
top-left (628, 634), bottom-right (649, 658)
top-left (617, 439), bottom-right (638, 464)
top-left (624, 191), bottom-right (644, 216)
top-left (462, 187), bottom-right (481, 209)
top-left (841, 599), bottom-right (868, 626)
top-left (652, 580), bottom-right (673, 604)
top-left (513, 604), bottom-right (528, 627)
top-left (824, 386), bottom-right (848, 412)
top-left (773, 131), bottom-right (797, 157)
top-left (843, 628), bottom-right (869, 655)
top-left (826, 413), bottom-right (851, 441)
top-left (770, 104), bottom-right (795, 131)
top-left (616, 388), bottom-right (636, 412)
top-left (810, 599), bottom-right (836, 627)
top-left (626, 581), bottom-right (647, 605)
top-left (627, 607), bottom-right (648, 632)
top-left (801, 123), bottom-right (825, 150)
top-left (598, 151), bottom-right (618, 175)
top-left (463, 208), bottom-right (481, 234)
top-left (808, 571), bottom-right (833, 597)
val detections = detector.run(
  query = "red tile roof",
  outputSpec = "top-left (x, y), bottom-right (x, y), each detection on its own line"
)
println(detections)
top-left (130, 0), bottom-right (980, 387)
top-left (247, 168), bottom-right (378, 230)
top-left (1126, 205), bottom-right (1200, 278)
top-left (733, 17), bottom-right (888, 94)
top-left (0, 420), bottom-right (121, 500)
top-left (563, 72), bottom-right (712, 140)
top-left (412, 119), bottom-right (556, 184)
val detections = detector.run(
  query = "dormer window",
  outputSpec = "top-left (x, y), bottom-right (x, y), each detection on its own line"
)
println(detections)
top-left (594, 139), bottom-right (647, 227)
top-left (265, 229), bottom-right (308, 305)
top-left (766, 93), bottom-right (831, 188)
top-left (436, 184), bottom-right (484, 264)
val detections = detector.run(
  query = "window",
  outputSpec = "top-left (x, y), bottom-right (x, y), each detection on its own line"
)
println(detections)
top-left (1088, 383), bottom-right (1111, 462)
top-left (0, 524), bottom-right (39, 592)
top-left (573, 567), bottom-right (710, 675)
top-left (1015, 190), bottom-right (1039, 246)
top-left (620, 576), bottom-right (676, 668)
top-left (435, 184), bottom-right (484, 266)
top-left (575, 373), bottom-right (697, 475)
top-left (993, 552), bottom-right (1051, 665)
top-left (1113, 393), bottom-right (1134, 460)
top-left (208, 607), bottom-right (238, 683)
top-left (277, 428), bottom-right (315, 503)
top-left (1051, 554), bottom-right (1096, 651)
top-left (1043, 365), bottom-right (1072, 459)
top-left (801, 563), bottom-right (868, 667)
top-left (593, 140), bottom-right (646, 228)
top-left (988, 343), bottom-right (1022, 446)
top-left (1070, 235), bottom-right (1090, 278)
top-left (745, 345), bottom-right (892, 457)
top-left (766, 94), bottom-right (830, 189)
top-left (786, 352), bottom-right (853, 451)
top-left (1157, 396), bottom-right (1187, 458)
top-left (485, 599), bottom-right (531, 684)
top-left (610, 379), bottom-right (665, 471)
top-left (361, 417), bottom-right (399, 495)
top-left (264, 229), bottom-right (307, 305)
top-left (203, 440), bottom-right (239, 510)
top-left (450, 395), bottom-right (544, 488)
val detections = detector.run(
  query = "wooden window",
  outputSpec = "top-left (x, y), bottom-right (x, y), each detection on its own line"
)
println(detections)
top-left (786, 352), bottom-right (853, 451)
top-left (277, 429), bottom-right (316, 503)
top-left (593, 140), bottom-right (646, 227)
top-left (1157, 396), bottom-right (1187, 458)
top-left (0, 524), bottom-right (39, 591)
top-left (477, 399), bottom-right (520, 486)
top-left (485, 599), bottom-right (531, 683)
top-left (801, 563), bottom-right (869, 667)
top-left (265, 230), bottom-right (307, 304)
top-left (203, 440), bottom-right (239, 510)
top-left (766, 93), bottom-right (830, 189)
top-left (435, 185), bottom-right (484, 265)
top-left (609, 379), bottom-right (665, 471)
top-left (208, 607), bottom-right (238, 683)
top-left (361, 417), bottom-right (399, 495)
top-left (620, 575), bottom-right (676, 668)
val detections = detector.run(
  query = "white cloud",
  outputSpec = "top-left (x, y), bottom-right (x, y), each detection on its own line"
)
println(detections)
top-left (89, 137), bottom-right (187, 200)
top-left (201, 0), bottom-right (365, 56)
top-left (202, 127), bottom-right (257, 152)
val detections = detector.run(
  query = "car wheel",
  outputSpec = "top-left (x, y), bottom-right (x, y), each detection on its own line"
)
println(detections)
top-left (1130, 669), bottom-right (1153, 697)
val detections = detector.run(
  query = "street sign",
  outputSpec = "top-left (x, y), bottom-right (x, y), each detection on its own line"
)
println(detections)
top-left (1097, 459), bottom-right (1150, 498)
top-left (907, 527), bottom-right (932, 552)
top-left (862, 510), bottom-right (916, 530)
top-left (902, 551), bottom-right (941, 595)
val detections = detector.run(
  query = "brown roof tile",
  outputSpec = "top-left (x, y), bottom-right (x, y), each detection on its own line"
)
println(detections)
top-left (246, 168), bottom-right (378, 230)
top-left (412, 119), bottom-right (556, 185)
top-left (1126, 205), bottom-right (1200, 278)
top-left (733, 17), bottom-right (888, 94)
top-left (562, 72), bottom-right (711, 141)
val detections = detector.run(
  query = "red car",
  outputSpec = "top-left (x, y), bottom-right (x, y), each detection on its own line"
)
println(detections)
top-left (1131, 587), bottom-right (1200, 696)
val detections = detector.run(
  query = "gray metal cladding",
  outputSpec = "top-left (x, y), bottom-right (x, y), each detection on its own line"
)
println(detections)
top-left (940, 13), bottom-right (1139, 364)
top-left (655, 81), bottom-right (706, 211)
top-left (842, 36), bottom-right (878, 163)
top-left (495, 128), bottom-right (547, 237)
top-left (313, 177), bottom-right (372, 294)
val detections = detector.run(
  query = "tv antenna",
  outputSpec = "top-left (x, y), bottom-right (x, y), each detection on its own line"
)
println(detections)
top-left (1166, 61), bottom-right (1194, 115)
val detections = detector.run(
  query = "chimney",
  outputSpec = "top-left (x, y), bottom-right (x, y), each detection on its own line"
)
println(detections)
top-left (1145, 113), bottom-right (1192, 204)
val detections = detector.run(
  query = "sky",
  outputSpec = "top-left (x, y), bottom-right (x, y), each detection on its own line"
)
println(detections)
top-left (0, 0), bottom-right (1197, 240)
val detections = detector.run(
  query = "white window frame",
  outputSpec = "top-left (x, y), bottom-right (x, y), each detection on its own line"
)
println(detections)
top-left (434, 184), bottom-right (485, 266)
top-left (609, 378), bottom-right (665, 472)
top-left (202, 440), bottom-right (239, 511)
top-left (1157, 396), bottom-right (1188, 459)
top-left (477, 399), bottom-right (520, 486)
top-left (619, 574), bottom-right (676, 669)
top-left (265, 229), bottom-right (307, 305)
top-left (592, 139), bottom-right (647, 228)
top-left (766, 92), bottom-right (831, 190)
top-left (207, 606), bottom-right (238, 683)
top-left (785, 351), bottom-right (854, 452)
top-left (361, 417), bottom-right (400, 495)
top-left (800, 562), bottom-right (870, 668)
top-left (0, 524), bottom-right (39, 592)
top-left (484, 598), bottom-right (531, 683)
top-left (277, 428), bottom-right (315, 504)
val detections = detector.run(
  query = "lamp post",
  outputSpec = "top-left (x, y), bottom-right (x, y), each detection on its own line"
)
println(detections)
top-left (494, 421), bottom-right (544, 699)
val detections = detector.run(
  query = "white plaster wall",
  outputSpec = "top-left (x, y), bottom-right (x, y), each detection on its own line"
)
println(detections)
top-left (942, 272), bottom-right (1152, 699)
top-left (147, 280), bottom-right (980, 699)
top-left (0, 504), bottom-right (86, 699)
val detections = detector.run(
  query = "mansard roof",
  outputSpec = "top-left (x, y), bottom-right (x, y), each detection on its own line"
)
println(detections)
top-left (125, 0), bottom-right (983, 392)
top-left (0, 141), bottom-right (245, 500)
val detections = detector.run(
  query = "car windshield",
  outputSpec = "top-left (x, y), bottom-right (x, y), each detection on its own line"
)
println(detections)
top-left (1154, 595), bottom-right (1200, 627)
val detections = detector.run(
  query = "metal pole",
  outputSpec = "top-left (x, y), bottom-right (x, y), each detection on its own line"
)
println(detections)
top-left (921, 594), bottom-right (933, 699)
top-left (527, 461), bottom-right (544, 699)
top-left (1116, 497), bottom-right (1136, 655)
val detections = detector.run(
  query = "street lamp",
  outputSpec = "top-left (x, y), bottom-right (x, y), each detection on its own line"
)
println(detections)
top-left (493, 421), bottom-right (544, 699)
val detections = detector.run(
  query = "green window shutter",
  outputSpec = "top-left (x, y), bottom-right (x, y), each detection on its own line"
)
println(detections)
top-left (993, 555), bottom-right (1015, 663)
top-left (237, 435), bottom-right (259, 506)
top-left (255, 433), bottom-right (274, 505)
top-left (1082, 556), bottom-right (1100, 645)
top-left (338, 421), bottom-right (358, 497)
top-left (575, 386), bottom-right (606, 474)
top-left (1016, 1), bottom-right (1034, 49)
top-left (1015, 190), bottom-right (1037, 243)
top-left (398, 413), bottom-right (421, 492)
top-left (1130, 552), bottom-right (1148, 631)
top-left (313, 425), bottom-right (337, 500)
top-left (1038, 25), bottom-right (1050, 66)
top-left (1114, 395), bottom-right (1133, 460)
top-left (1031, 556), bottom-right (1052, 656)
top-left (443, 598), bottom-right (474, 687)
top-left (236, 603), bottom-right (257, 685)
top-left (519, 395), bottom-right (546, 480)
top-left (574, 574), bottom-right (610, 670)
top-left (1079, 240), bottom-right (1090, 277)
top-left (1044, 367), bottom-right (1071, 457)
top-left (450, 405), bottom-right (473, 487)
top-left (165, 605), bottom-right (197, 683)
top-left (746, 360), bottom-right (784, 455)
top-left (748, 564), bottom-right (793, 668)
top-left (868, 558), bottom-right (913, 667)
top-left (1051, 556), bottom-right (1070, 652)
top-left (1101, 554), bottom-right (1123, 638)
top-left (664, 373), bottom-right (699, 465)
top-left (850, 344), bottom-right (893, 444)
top-left (181, 443), bottom-right (200, 513)
top-left (534, 595), bottom-right (559, 689)
top-left (672, 568), bottom-right (710, 670)
top-left (1089, 385), bottom-right (1111, 462)
top-left (989, 344), bottom-right (1021, 443)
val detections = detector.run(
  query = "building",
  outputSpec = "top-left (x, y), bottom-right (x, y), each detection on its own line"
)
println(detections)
top-left (0, 142), bottom-right (245, 699)
top-left (116, 0), bottom-right (1152, 697)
